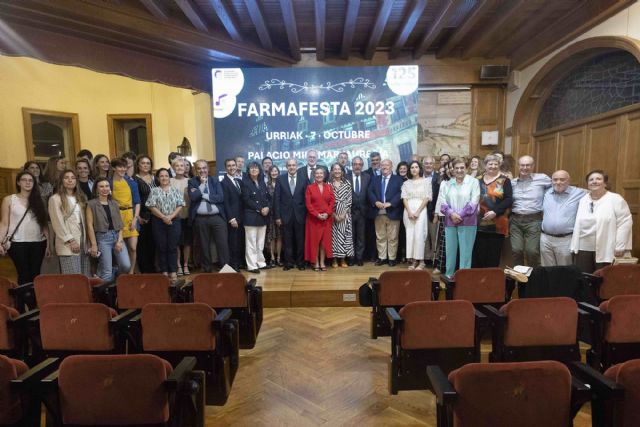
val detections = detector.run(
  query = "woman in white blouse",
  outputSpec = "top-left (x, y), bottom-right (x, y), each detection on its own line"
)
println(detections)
top-left (170, 157), bottom-right (192, 275)
top-left (146, 168), bottom-right (185, 280)
top-left (571, 170), bottom-right (633, 273)
top-left (48, 170), bottom-right (89, 276)
top-left (401, 161), bottom-right (432, 270)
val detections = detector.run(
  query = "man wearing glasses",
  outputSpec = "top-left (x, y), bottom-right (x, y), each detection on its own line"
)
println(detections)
top-left (510, 155), bottom-right (551, 267)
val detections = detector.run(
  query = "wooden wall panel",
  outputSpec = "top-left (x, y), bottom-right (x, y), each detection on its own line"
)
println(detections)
top-left (619, 110), bottom-right (640, 257)
top-left (534, 133), bottom-right (558, 176)
top-left (0, 168), bottom-right (18, 201)
top-left (585, 118), bottom-right (619, 190)
top-left (470, 86), bottom-right (506, 157)
top-left (558, 127), bottom-right (586, 184)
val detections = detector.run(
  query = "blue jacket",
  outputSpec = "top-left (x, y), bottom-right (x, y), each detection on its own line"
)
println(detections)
top-left (367, 174), bottom-right (404, 221)
top-left (188, 176), bottom-right (226, 225)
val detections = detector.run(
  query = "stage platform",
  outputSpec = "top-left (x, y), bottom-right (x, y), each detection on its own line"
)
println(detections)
top-left (241, 264), bottom-right (441, 308)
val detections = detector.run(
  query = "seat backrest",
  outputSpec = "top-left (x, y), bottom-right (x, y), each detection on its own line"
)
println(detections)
top-left (34, 274), bottom-right (93, 307)
top-left (605, 359), bottom-right (640, 427)
top-left (595, 264), bottom-right (640, 300)
top-left (0, 277), bottom-right (16, 308)
top-left (193, 273), bottom-right (248, 308)
top-left (453, 268), bottom-right (505, 303)
top-left (600, 295), bottom-right (640, 343)
top-left (58, 354), bottom-right (172, 425)
top-left (377, 271), bottom-right (432, 306)
top-left (0, 355), bottom-right (28, 424)
top-left (117, 274), bottom-right (172, 309)
top-left (448, 361), bottom-right (572, 427)
top-left (40, 303), bottom-right (115, 351)
top-left (499, 297), bottom-right (577, 347)
top-left (141, 303), bottom-right (216, 351)
top-left (0, 304), bottom-right (19, 351)
top-left (399, 300), bottom-right (475, 350)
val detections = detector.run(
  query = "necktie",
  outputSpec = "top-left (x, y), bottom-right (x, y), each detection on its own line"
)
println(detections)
top-left (203, 182), bottom-right (213, 212)
top-left (289, 176), bottom-right (295, 195)
top-left (234, 178), bottom-right (241, 193)
top-left (381, 176), bottom-right (387, 203)
top-left (309, 167), bottom-right (314, 181)
top-left (355, 175), bottom-right (360, 194)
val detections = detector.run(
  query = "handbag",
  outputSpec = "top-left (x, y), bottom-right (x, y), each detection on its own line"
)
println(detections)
top-left (1, 206), bottom-right (30, 253)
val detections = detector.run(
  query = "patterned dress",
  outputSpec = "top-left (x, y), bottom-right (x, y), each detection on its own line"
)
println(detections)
top-left (265, 180), bottom-right (281, 243)
top-left (331, 180), bottom-right (354, 258)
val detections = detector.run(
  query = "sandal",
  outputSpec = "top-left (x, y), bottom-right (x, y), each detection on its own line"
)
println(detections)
top-left (320, 266), bottom-right (327, 272)
top-left (313, 265), bottom-right (321, 272)
top-left (332, 259), bottom-right (338, 268)
top-left (182, 265), bottom-right (190, 275)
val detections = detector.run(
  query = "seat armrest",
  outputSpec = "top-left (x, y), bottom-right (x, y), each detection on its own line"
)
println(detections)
top-left (385, 307), bottom-right (402, 326)
top-left (109, 308), bottom-right (138, 330)
top-left (11, 358), bottom-right (60, 389)
top-left (427, 366), bottom-right (457, 404)
top-left (569, 361), bottom-right (624, 399)
top-left (440, 275), bottom-right (455, 288)
top-left (246, 278), bottom-right (258, 290)
top-left (474, 309), bottom-right (487, 321)
top-left (10, 282), bottom-right (35, 311)
top-left (129, 312), bottom-right (142, 324)
top-left (570, 376), bottom-right (593, 413)
top-left (578, 302), bottom-right (606, 317)
top-left (166, 356), bottom-right (197, 391)
top-left (9, 308), bottom-right (40, 324)
top-left (480, 304), bottom-right (503, 320)
top-left (213, 308), bottom-right (232, 331)
top-left (582, 273), bottom-right (603, 285)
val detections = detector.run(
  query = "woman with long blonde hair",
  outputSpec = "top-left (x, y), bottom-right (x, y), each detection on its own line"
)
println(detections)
top-left (48, 169), bottom-right (89, 275)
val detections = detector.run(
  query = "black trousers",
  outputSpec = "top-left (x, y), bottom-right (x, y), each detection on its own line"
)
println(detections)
top-left (193, 214), bottom-right (229, 272)
top-left (365, 217), bottom-right (377, 261)
top-left (227, 223), bottom-right (245, 269)
top-left (137, 219), bottom-right (156, 273)
top-left (8, 240), bottom-right (47, 284)
top-left (151, 217), bottom-right (181, 273)
top-left (574, 250), bottom-right (609, 274)
top-left (472, 231), bottom-right (504, 268)
top-left (352, 213), bottom-right (366, 261)
top-left (282, 219), bottom-right (305, 267)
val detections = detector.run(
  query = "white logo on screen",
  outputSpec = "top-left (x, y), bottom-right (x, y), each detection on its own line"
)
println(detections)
top-left (212, 68), bottom-right (245, 118)
top-left (386, 65), bottom-right (419, 96)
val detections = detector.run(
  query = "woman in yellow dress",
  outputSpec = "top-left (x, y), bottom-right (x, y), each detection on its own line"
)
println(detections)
top-left (109, 157), bottom-right (141, 274)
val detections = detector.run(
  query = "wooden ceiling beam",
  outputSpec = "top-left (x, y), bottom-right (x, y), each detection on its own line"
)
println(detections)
top-left (210, 0), bottom-right (243, 42)
top-left (139, 0), bottom-right (169, 21)
top-left (461, 0), bottom-right (526, 59)
top-left (364, 0), bottom-right (393, 60)
top-left (436, 0), bottom-right (489, 58)
top-left (314, 0), bottom-right (326, 60)
top-left (0, 0), bottom-right (296, 66)
top-left (413, 0), bottom-right (463, 59)
top-left (174, 0), bottom-right (208, 32)
top-left (340, 0), bottom-right (360, 59)
top-left (389, 0), bottom-right (428, 59)
top-left (511, 0), bottom-right (635, 70)
top-left (279, 0), bottom-right (301, 61)
top-left (244, 0), bottom-right (272, 49)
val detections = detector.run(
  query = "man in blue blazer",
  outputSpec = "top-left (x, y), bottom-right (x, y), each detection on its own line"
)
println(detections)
top-left (368, 159), bottom-right (403, 266)
top-left (220, 158), bottom-right (245, 271)
top-left (188, 159), bottom-right (229, 272)
top-left (274, 159), bottom-right (308, 270)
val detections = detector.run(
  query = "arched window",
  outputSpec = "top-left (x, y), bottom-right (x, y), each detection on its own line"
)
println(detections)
top-left (536, 51), bottom-right (640, 131)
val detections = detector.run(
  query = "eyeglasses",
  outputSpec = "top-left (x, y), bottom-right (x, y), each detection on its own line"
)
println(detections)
top-left (19, 178), bottom-right (34, 183)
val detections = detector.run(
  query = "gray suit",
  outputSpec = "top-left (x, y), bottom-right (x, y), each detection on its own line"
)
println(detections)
top-left (346, 172), bottom-right (370, 262)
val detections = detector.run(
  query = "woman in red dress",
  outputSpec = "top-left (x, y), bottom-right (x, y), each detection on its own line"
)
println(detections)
top-left (305, 168), bottom-right (335, 271)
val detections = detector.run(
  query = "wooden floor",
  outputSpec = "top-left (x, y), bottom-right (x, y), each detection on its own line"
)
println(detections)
top-left (207, 307), bottom-right (593, 427)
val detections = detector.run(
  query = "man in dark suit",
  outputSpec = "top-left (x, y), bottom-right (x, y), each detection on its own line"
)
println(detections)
top-left (363, 151), bottom-right (382, 261)
top-left (368, 159), bottom-right (404, 266)
top-left (188, 159), bottom-right (229, 271)
top-left (346, 156), bottom-right (370, 266)
top-left (220, 158), bottom-right (245, 271)
top-left (422, 156), bottom-right (440, 264)
top-left (274, 159), bottom-right (307, 270)
top-left (298, 149), bottom-right (329, 183)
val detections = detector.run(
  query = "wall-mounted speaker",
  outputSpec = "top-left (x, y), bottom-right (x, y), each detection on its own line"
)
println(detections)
top-left (480, 65), bottom-right (510, 80)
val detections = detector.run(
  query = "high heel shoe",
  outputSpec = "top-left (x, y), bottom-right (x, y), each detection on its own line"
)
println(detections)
top-left (332, 259), bottom-right (338, 268)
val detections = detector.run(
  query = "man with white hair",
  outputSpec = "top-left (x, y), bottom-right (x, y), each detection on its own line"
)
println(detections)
top-left (510, 155), bottom-right (551, 267)
top-left (540, 170), bottom-right (586, 266)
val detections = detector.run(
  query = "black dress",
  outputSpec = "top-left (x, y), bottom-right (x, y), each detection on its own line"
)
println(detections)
top-left (135, 174), bottom-right (158, 273)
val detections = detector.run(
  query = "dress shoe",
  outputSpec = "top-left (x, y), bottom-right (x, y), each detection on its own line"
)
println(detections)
top-left (374, 259), bottom-right (387, 266)
top-left (388, 260), bottom-right (397, 267)
top-left (283, 266), bottom-right (292, 271)
top-left (347, 259), bottom-right (355, 266)
top-left (297, 266), bottom-right (305, 271)
top-left (248, 269), bottom-right (260, 274)
top-left (357, 260), bottom-right (364, 266)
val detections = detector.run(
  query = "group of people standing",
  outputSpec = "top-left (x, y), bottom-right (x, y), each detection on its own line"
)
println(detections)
top-left (0, 147), bottom-right (633, 285)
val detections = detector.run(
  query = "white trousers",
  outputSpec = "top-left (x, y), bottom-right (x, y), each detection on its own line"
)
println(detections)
top-left (244, 225), bottom-right (267, 271)
top-left (540, 233), bottom-right (573, 267)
